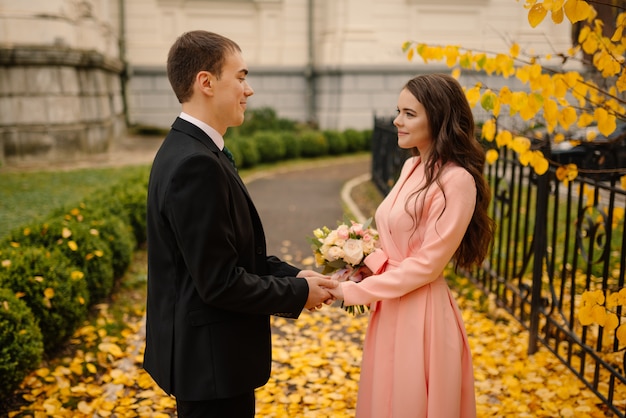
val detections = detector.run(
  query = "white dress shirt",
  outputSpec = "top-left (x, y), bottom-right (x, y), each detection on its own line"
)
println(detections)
top-left (179, 112), bottom-right (225, 151)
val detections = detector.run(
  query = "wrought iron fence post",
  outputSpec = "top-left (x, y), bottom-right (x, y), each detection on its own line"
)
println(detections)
top-left (465, 128), bottom-right (626, 412)
top-left (528, 139), bottom-right (550, 355)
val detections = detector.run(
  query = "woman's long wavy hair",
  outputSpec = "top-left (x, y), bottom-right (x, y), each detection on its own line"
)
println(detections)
top-left (401, 73), bottom-right (495, 269)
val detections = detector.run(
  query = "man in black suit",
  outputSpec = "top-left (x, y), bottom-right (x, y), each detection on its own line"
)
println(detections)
top-left (143, 30), bottom-right (337, 418)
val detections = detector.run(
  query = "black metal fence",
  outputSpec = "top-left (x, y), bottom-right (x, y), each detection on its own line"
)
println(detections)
top-left (371, 117), bottom-right (626, 416)
top-left (370, 116), bottom-right (411, 196)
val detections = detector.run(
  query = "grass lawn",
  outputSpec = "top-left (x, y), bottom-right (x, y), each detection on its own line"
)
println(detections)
top-left (0, 165), bottom-right (151, 239)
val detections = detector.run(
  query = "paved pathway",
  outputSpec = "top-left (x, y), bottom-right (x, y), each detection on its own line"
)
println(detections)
top-left (246, 156), bottom-right (371, 268)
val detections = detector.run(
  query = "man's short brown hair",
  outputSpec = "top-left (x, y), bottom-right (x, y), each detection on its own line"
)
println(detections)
top-left (167, 30), bottom-right (241, 103)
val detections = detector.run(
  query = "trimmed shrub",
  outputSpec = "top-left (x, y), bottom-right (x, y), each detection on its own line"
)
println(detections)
top-left (280, 131), bottom-right (300, 159)
top-left (343, 128), bottom-right (366, 152)
top-left (298, 130), bottom-right (329, 158)
top-left (236, 107), bottom-right (297, 136)
top-left (106, 177), bottom-right (148, 245)
top-left (324, 130), bottom-right (349, 155)
top-left (0, 246), bottom-right (88, 350)
top-left (58, 205), bottom-right (136, 280)
top-left (361, 129), bottom-right (373, 150)
top-left (0, 287), bottom-right (43, 400)
top-left (253, 131), bottom-right (286, 163)
top-left (86, 214), bottom-right (134, 279)
top-left (5, 218), bottom-right (114, 303)
top-left (230, 136), bottom-right (261, 168)
top-left (85, 172), bottom-right (149, 246)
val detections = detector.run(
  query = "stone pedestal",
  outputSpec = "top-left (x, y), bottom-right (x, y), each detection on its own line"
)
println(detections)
top-left (0, 46), bottom-right (126, 166)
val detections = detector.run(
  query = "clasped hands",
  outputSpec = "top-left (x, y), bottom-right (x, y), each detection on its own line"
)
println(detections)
top-left (297, 270), bottom-right (344, 311)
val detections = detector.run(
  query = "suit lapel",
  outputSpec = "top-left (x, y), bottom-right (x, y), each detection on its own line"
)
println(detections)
top-left (170, 118), bottom-right (267, 249)
top-left (171, 118), bottom-right (250, 194)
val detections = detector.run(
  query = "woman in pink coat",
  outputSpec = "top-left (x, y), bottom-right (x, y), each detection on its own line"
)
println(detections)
top-left (331, 74), bottom-right (494, 417)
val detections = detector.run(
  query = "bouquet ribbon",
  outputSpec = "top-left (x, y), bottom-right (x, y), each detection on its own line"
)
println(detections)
top-left (364, 248), bottom-right (389, 274)
top-left (363, 249), bottom-right (404, 313)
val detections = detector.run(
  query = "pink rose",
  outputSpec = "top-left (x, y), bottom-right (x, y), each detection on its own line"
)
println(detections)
top-left (350, 222), bottom-right (364, 236)
top-left (336, 224), bottom-right (350, 240)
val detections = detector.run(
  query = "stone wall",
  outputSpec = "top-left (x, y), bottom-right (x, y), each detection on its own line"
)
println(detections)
top-left (123, 0), bottom-right (574, 131)
top-left (0, 46), bottom-right (125, 166)
top-left (0, 0), bottom-right (577, 159)
top-left (128, 64), bottom-right (507, 131)
top-left (129, 64), bottom-right (422, 131)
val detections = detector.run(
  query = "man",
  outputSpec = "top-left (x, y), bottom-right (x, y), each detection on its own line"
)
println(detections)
top-left (143, 30), bottom-right (336, 417)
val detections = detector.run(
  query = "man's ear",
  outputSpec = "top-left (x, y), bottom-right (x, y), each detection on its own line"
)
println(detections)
top-left (196, 71), bottom-right (215, 96)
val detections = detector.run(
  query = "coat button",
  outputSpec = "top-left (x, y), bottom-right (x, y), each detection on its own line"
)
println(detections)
top-left (256, 246), bottom-right (263, 254)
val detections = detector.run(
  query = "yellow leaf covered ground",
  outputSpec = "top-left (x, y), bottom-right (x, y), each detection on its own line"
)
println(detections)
top-left (7, 269), bottom-right (617, 417)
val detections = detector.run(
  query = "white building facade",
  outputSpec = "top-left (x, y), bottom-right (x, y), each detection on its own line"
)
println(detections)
top-left (0, 0), bottom-right (572, 163)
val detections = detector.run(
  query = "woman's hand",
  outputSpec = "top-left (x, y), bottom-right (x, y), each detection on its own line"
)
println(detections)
top-left (328, 284), bottom-right (344, 300)
top-left (298, 270), bottom-right (337, 309)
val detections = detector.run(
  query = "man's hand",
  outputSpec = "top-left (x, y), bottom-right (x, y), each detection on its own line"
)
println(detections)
top-left (296, 269), bottom-right (327, 279)
top-left (303, 276), bottom-right (338, 311)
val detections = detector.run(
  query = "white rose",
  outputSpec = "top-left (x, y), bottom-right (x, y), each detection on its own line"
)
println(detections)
top-left (362, 240), bottom-right (375, 255)
top-left (326, 245), bottom-right (345, 262)
top-left (343, 239), bottom-right (364, 266)
top-left (324, 230), bottom-right (339, 246)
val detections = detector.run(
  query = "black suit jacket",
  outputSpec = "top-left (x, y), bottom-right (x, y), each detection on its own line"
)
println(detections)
top-left (143, 118), bottom-right (309, 401)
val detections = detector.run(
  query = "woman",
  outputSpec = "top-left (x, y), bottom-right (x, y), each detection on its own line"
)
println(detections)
top-left (331, 73), bottom-right (494, 417)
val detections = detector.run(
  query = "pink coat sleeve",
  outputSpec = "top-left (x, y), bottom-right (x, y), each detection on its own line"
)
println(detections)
top-left (343, 167), bottom-right (476, 307)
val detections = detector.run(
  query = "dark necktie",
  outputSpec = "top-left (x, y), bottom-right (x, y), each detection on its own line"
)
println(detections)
top-left (222, 146), bottom-right (236, 169)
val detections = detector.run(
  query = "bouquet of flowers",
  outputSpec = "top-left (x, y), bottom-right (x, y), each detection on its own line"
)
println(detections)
top-left (307, 218), bottom-right (379, 314)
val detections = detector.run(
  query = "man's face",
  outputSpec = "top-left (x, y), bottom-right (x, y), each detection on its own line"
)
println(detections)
top-left (210, 51), bottom-right (254, 133)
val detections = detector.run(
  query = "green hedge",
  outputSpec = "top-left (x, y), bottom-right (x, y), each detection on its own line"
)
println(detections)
top-left (253, 131), bottom-right (287, 163)
top-left (343, 128), bottom-right (367, 152)
top-left (6, 218), bottom-right (115, 303)
top-left (324, 130), bottom-right (349, 155)
top-left (58, 207), bottom-right (135, 280)
top-left (0, 172), bottom-right (148, 403)
top-left (105, 173), bottom-right (149, 245)
top-left (231, 107), bottom-right (298, 137)
top-left (0, 245), bottom-right (89, 351)
top-left (299, 130), bottom-right (329, 157)
top-left (0, 288), bottom-right (43, 398)
top-left (229, 135), bottom-right (261, 168)
top-left (280, 131), bottom-right (301, 159)
top-left (224, 106), bottom-right (372, 167)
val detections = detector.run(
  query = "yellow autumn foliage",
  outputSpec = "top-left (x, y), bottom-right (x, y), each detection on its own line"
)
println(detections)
top-left (496, 130), bottom-right (513, 148)
top-left (555, 163), bottom-right (578, 183)
top-left (481, 118), bottom-right (496, 142)
top-left (403, 0), bottom-right (625, 188)
top-left (486, 149), bottom-right (499, 165)
top-left (528, 3), bottom-right (548, 27)
top-left (6, 267), bottom-right (619, 417)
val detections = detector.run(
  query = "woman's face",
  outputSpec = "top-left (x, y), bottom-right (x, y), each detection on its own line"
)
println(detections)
top-left (393, 88), bottom-right (433, 154)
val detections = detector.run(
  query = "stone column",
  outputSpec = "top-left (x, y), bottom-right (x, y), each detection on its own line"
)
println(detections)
top-left (0, 0), bottom-right (125, 166)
